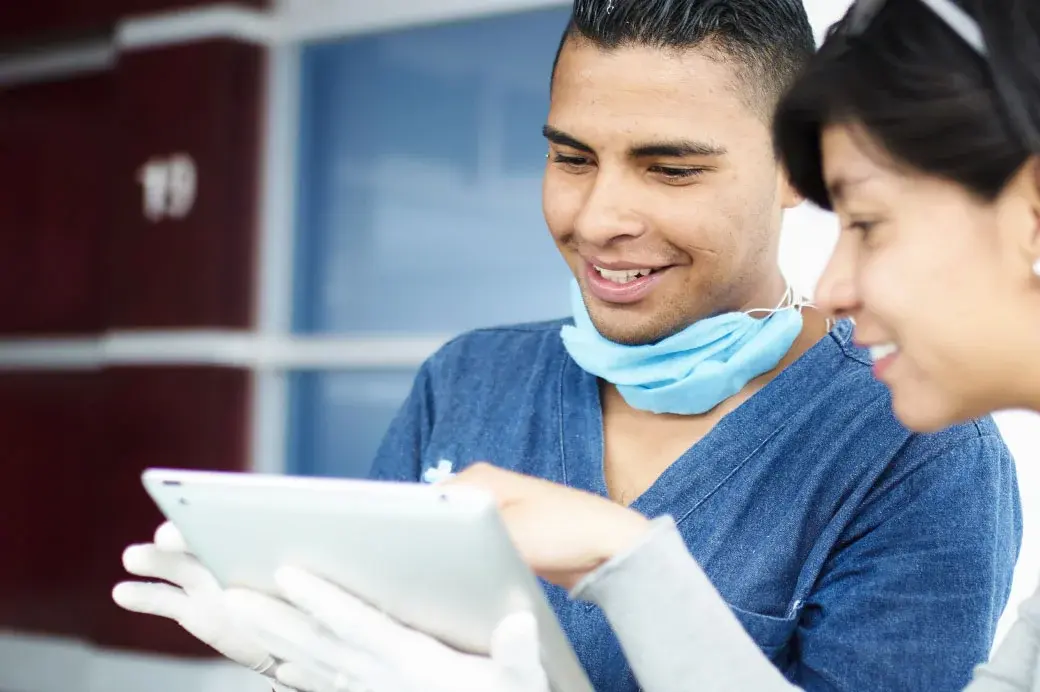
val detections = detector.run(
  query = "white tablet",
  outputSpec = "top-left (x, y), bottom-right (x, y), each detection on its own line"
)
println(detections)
top-left (141, 468), bottom-right (594, 692)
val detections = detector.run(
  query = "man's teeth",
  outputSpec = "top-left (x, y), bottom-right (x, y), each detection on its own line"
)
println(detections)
top-left (594, 266), bottom-right (655, 284)
top-left (869, 343), bottom-right (899, 362)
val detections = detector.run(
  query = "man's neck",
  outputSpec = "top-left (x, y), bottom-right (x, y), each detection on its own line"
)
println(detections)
top-left (736, 271), bottom-right (794, 316)
top-left (602, 305), bottom-right (830, 421)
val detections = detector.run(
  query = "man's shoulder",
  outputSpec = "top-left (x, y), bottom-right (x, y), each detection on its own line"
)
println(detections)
top-left (828, 322), bottom-right (1004, 447)
top-left (787, 320), bottom-right (1007, 463)
top-left (447, 318), bottom-right (572, 345)
top-left (830, 327), bottom-right (1007, 476)
top-left (424, 318), bottom-right (572, 375)
top-left (898, 414), bottom-right (1006, 466)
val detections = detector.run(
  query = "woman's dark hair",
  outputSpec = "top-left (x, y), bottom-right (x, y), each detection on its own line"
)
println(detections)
top-left (774, 0), bottom-right (1040, 211)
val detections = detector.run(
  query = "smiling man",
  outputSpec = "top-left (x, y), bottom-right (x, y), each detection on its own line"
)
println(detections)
top-left (366, 1), bottom-right (1021, 690)
top-left (113, 1), bottom-right (1021, 691)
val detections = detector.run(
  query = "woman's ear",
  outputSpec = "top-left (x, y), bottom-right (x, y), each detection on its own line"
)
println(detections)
top-left (778, 166), bottom-right (805, 211)
top-left (1025, 158), bottom-right (1040, 261)
top-left (1002, 157), bottom-right (1040, 266)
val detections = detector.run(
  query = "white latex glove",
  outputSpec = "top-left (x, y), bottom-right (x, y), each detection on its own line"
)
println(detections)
top-left (224, 566), bottom-right (551, 692)
top-left (111, 522), bottom-right (288, 686)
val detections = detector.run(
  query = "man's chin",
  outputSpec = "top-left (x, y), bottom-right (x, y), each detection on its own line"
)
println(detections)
top-left (589, 314), bottom-right (685, 346)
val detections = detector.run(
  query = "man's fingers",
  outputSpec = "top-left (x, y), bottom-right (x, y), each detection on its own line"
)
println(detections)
top-left (154, 521), bottom-right (190, 552)
top-left (223, 588), bottom-right (327, 660)
top-left (274, 662), bottom-right (354, 692)
top-left (114, 581), bottom-right (275, 671)
top-left (274, 566), bottom-right (415, 659)
top-left (219, 589), bottom-right (325, 672)
top-left (490, 611), bottom-right (549, 689)
top-left (112, 581), bottom-right (192, 620)
top-left (223, 587), bottom-right (374, 678)
top-left (178, 604), bottom-right (277, 672)
top-left (121, 544), bottom-right (220, 592)
top-left (443, 463), bottom-right (534, 505)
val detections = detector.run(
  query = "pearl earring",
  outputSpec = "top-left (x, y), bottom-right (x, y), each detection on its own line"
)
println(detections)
top-left (1034, 258), bottom-right (1040, 277)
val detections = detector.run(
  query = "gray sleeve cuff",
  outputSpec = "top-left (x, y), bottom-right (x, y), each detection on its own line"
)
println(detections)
top-left (570, 516), bottom-right (798, 692)
top-left (964, 589), bottom-right (1040, 691)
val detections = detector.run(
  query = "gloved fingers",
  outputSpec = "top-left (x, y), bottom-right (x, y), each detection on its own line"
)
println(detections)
top-left (112, 580), bottom-right (192, 621)
top-left (154, 521), bottom-right (190, 553)
top-left (122, 543), bottom-right (221, 593)
top-left (271, 662), bottom-right (328, 692)
top-left (113, 581), bottom-right (276, 670)
top-left (275, 661), bottom-right (366, 692)
top-left (224, 588), bottom-right (377, 680)
top-left (270, 680), bottom-right (305, 692)
top-left (178, 603), bottom-right (279, 673)
top-left (274, 566), bottom-right (414, 658)
top-left (489, 612), bottom-right (550, 690)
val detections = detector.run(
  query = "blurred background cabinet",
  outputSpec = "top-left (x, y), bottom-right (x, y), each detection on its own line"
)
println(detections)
top-left (0, 1), bottom-right (269, 42)
top-left (0, 8), bottom-right (265, 658)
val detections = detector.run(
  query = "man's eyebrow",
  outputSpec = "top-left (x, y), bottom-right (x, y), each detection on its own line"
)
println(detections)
top-left (630, 140), bottom-right (727, 158)
top-left (542, 125), bottom-right (593, 153)
top-left (541, 125), bottom-right (727, 159)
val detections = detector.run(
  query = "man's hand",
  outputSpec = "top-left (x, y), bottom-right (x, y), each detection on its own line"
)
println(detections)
top-left (224, 566), bottom-right (550, 692)
top-left (445, 464), bottom-right (651, 589)
top-left (112, 522), bottom-right (283, 678)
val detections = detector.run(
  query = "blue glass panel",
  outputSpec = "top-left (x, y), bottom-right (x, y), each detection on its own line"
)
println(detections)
top-left (287, 369), bottom-right (418, 478)
top-left (292, 6), bottom-right (573, 335)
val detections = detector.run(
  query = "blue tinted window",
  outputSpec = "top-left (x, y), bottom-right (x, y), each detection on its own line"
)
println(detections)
top-left (292, 6), bottom-right (573, 335)
top-left (288, 8), bottom-right (575, 478)
top-left (288, 369), bottom-right (418, 478)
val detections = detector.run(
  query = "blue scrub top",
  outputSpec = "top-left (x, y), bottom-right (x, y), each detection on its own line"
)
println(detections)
top-left (370, 318), bottom-right (1021, 692)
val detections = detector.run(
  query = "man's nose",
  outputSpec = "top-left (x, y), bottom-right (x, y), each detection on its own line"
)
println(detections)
top-left (571, 168), bottom-right (648, 246)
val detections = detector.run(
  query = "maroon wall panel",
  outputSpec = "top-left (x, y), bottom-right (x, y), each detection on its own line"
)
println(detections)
top-left (0, 1), bottom-right (270, 43)
top-left (0, 74), bottom-right (112, 335)
top-left (107, 40), bottom-right (263, 329)
top-left (87, 366), bottom-right (252, 654)
top-left (0, 373), bottom-right (103, 634)
top-left (0, 27), bottom-right (264, 659)
top-left (0, 367), bottom-right (250, 655)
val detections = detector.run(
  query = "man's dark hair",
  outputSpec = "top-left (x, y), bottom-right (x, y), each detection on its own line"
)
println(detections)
top-left (775, 0), bottom-right (1040, 210)
top-left (550, 0), bottom-right (816, 117)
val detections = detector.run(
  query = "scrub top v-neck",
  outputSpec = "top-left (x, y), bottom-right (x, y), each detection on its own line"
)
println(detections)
top-left (557, 325), bottom-right (836, 519)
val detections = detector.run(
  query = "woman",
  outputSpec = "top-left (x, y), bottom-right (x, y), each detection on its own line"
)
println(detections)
top-left (114, 0), bottom-right (1040, 690)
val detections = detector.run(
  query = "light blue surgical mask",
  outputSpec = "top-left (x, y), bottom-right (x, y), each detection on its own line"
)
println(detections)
top-left (560, 280), bottom-right (806, 415)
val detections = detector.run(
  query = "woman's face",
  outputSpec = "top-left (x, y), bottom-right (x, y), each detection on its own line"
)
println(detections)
top-left (816, 123), bottom-right (1040, 431)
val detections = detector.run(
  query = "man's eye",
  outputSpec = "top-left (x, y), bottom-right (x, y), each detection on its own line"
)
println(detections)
top-left (652, 166), bottom-right (706, 180)
top-left (552, 153), bottom-right (591, 168)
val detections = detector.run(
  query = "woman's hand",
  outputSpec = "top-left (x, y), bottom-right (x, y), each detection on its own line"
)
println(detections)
top-left (445, 463), bottom-right (651, 590)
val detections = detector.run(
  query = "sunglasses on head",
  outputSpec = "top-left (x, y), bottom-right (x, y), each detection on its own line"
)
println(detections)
top-left (846, 0), bottom-right (985, 53)
top-left (842, 0), bottom-right (1040, 152)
